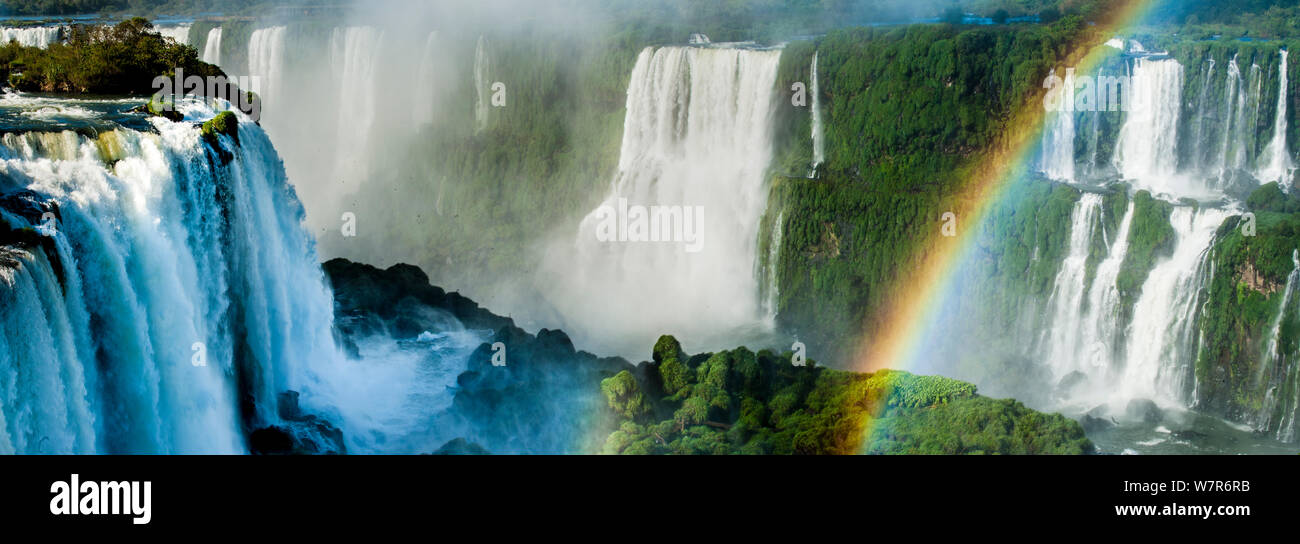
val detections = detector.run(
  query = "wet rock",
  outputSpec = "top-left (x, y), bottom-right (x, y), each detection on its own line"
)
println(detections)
top-left (1126, 398), bottom-right (1163, 424)
top-left (246, 391), bottom-right (347, 455)
top-left (1056, 371), bottom-right (1088, 397)
top-left (1080, 415), bottom-right (1115, 433)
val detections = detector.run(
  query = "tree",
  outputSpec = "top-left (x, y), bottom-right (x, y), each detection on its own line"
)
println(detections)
top-left (993, 9), bottom-right (1010, 24)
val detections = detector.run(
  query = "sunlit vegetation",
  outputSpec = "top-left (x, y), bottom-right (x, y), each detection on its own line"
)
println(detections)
top-left (1197, 183), bottom-right (1300, 417)
top-left (600, 335), bottom-right (1093, 454)
top-left (0, 17), bottom-right (222, 94)
top-left (766, 17), bottom-right (1104, 365)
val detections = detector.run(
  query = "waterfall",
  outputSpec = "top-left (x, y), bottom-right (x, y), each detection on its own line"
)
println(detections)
top-left (1035, 196), bottom-right (1131, 393)
top-left (158, 24), bottom-right (192, 46)
top-left (0, 26), bottom-right (63, 49)
top-left (1258, 250), bottom-right (1300, 441)
top-left (474, 36), bottom-right (491, 133)
top-left (202, 28), bottom-right (224, 66)
top-left (810, 52), bottom-right (825, 173)
top-left (1041, 68), bottom-right (1077, 182)
top-left (1114, 57), bottom-right (1183, 189)
top-left (0, 104), bottom-right (340, 453)
top-left (329, 27), bottom-right (385, 191)
top-left (1258, 50), bottom-right (1294, 186)
top-left (0, 99), bottom-right (473, 453)
top-left (1118, 206), bottom-right (1230, 406)
top-left (1079, 201), bottom-right (1135, 372)
top-left (247, 27), bottom-right (289, 111)
top-left (553, 45), bottom-right (782, 356)
top-left (415, 31), bottom-right (440, 125)
top-left (763, 211), bottom-right (784, 320)
top-left (1191, 59), bottom-right (1216, 172)
top-left (1040, 194), bottom-right (1102, 378)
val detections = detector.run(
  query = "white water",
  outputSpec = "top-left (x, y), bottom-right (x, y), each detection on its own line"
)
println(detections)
top-left (810, 52), bottom-right (825, 173)
top-left (202, 28), bottom-right (224, 66)
top-left (1258, 250), bottom-right (1300, 440)
top-left (0, 99), bottom-right (481, 453)
top-left (547, 46), bottom-right (782, 356)
top-left (1258, 50), bottom-right (1293, 186)
top-left (329, 27), bottom-right (385, 194)
top-left (473, 36), bottom-right (491, 133)
top-left (1114, 58), bottom-right (1185, 193)
top-left (1040, 193), bottom-right (1102, 377)
top-left (1041, 69), bottom-right (1077, 182)
top-left (247, 27), bottom-right (289, 111)
top-left (1118, 206), bottom-right (1231, 406)
top-left (414, 31), bottom-right (440, 125)
top-left (157, 24), bottom-right (191, 46)
top-left (763, 211), bottom-right (784, 319)
top-left (0, 26), bottom-right (63, 48)
top-left (0, 104), bottom-right (328, 453)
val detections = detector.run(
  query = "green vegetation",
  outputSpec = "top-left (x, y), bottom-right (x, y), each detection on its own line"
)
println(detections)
top-left (767, 17), bottom-right (1105, 365)
top-left (600, 335), bottom-right (1093, 454)
top-left (1115, 190), bottom-right (1175, 319)
top-left (201, 110), bottom-right (237, 143)
top-left (0, 17), bottom-right (222, 94)
top-left (1196, 183), bottom-right (1300, 418)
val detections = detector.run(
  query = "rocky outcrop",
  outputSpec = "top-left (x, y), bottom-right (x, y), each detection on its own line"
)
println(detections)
top-left (323, 259), bottom-right (634, 454)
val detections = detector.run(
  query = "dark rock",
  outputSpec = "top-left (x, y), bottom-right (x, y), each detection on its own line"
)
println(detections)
top-left (323, 258), bottom-right (635, 454)
top-left (1056, 371), bottom-right (1087, 397)
top-left (251, 390), bottom-right (348, 455)
top-left (1126, 398), bottom-right (1163, 424)
top-left (1080, 414), bottom-right (1115, 433)
top-left (249, 426), bottom-right (294, 455)
top-left (430, 438), bottom-right (491, 455)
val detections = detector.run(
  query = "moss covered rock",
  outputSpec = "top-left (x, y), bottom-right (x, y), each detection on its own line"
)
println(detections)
top-left (201, 111), bottom-right (239, 145)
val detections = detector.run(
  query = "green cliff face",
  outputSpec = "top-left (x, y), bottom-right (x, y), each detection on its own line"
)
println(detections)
top-left (1196, 183), bottom-right (1300, 424)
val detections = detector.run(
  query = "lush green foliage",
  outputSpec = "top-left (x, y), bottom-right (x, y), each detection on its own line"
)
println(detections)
top-left (1196, 184), bottom-right (1300, 418)
top-left (1115, 190), bottom-right (1175, 320)
top-left (768, 18), bottom-right (1102, 365)
top-left (0, 17), bottom-right (222, 94)
top-left (600, 335), bottom-right (1093, 454)
top-left (201, 110), bottom-right (237, 142)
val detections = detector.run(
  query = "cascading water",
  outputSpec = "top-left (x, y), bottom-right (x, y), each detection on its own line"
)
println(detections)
top-left (0, 99), bottom-right (473, 453)
top-left (0, 103), bottom-right (326, 453)
top-left (1039, 193), bottom-right (1102, 378)
top-left (329, 27), bottom-right (385, 192)
top-left (474, 36), bottom-right (491, 133)
top-left (1118, 206), bottom-right (1231, 405)
top-left (1258, 250), bottom-right (1300, 439)
top-left (548, 45), bottom-right (782, 356)
top-left (247, 27), bottom-right (288, 112)
top-left (1114, 57), bottom-right (1184, 192)
top-left (1258, 50), bottom-right (1293, 186)
top-left (202, 28), bottom-right (224, 66)
top-left (1041, 68), bottom-right (1077, 182)
top-left (415, 31), bottom-right (440, 125)
top-left (810, 52), bottom-right (825, 173)
top-left (0, 26), bottom-right (63, 48)
top-left (157, 24), bottom-right (192, 46)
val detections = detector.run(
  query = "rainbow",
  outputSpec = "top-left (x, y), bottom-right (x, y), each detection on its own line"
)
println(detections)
top-left (852, 0), bottom-right (1163, 376)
